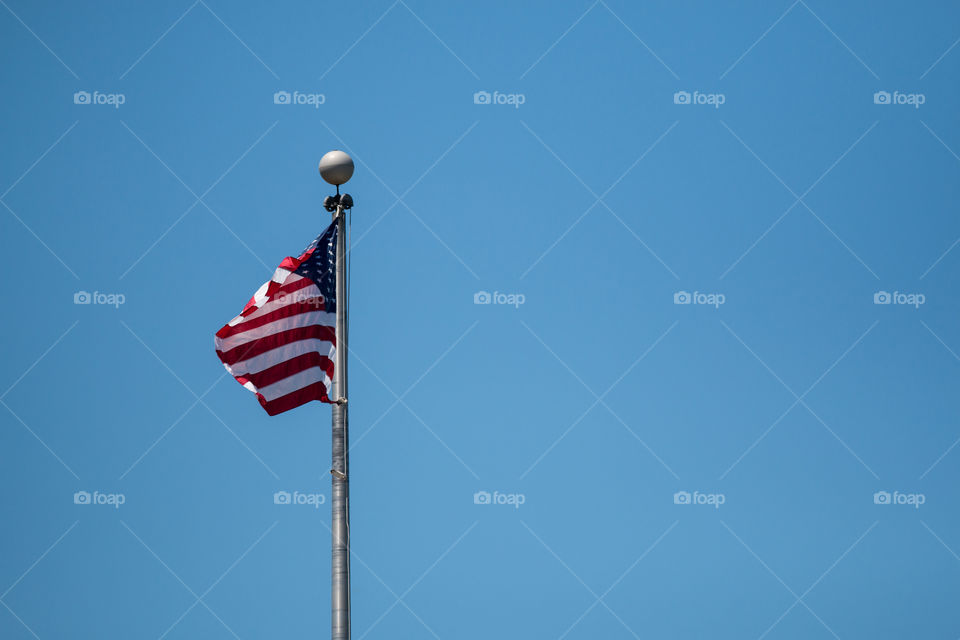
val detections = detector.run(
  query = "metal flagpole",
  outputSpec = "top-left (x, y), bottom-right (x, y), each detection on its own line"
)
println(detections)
top-left (331, 200), bottom-right (350, 640)
top-left (320, 150), bottom-right (355, 640)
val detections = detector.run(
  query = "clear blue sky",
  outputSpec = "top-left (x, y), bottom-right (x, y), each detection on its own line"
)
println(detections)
top-left (2, 1), bottom-right (960, 638)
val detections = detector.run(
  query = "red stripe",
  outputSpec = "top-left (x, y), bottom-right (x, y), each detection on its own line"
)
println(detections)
top-left (216, 325), bottom-right (336, 366)
top-left (235, 352), bottom-right (334, 389)
top-left (259, 381), bottom-right (331, 415)
top-left (216, 300), bottom-right (329, 340)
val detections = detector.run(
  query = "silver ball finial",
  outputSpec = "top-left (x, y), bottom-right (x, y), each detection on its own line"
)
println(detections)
top-left (319, 150), bottom-right (354, 186)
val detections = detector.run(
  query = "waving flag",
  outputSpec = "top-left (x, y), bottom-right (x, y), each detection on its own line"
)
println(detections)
top-left (215, 222), bottom-right (338, 415)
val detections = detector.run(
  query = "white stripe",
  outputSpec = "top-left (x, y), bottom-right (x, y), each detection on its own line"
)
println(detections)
top-left (271, 267), bottom-right (293, 284)
top-left (216, 308), bottom-right (335, 353)
top-left (258, 367), bottom-right (332, 401)
top-left (225, 339), bottom-right (335, 377)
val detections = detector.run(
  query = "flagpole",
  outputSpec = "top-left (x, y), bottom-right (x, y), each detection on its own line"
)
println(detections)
top-left (320, 150), bottom-right (355, 640)
top-left (331, 200), bottom-right (350, 640)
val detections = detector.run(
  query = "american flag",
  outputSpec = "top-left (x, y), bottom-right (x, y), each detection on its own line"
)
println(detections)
top-left (215, 221), bottom-right (338, 415)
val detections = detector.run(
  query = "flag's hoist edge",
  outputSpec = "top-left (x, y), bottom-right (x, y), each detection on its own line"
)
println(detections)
top-left (215, 221), bottom-right (338, 416)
